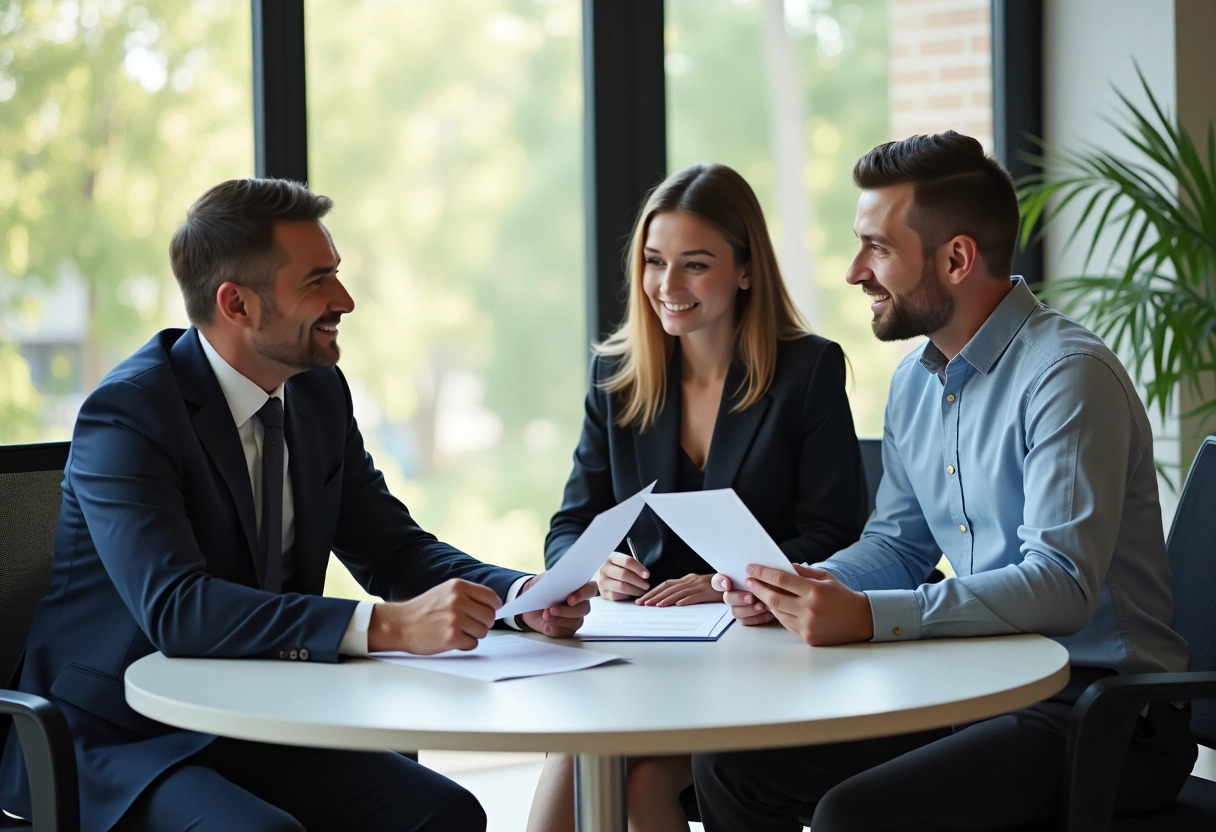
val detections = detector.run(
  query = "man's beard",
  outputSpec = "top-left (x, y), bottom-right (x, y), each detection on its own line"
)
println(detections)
top-left (872, 258), bottom-right (954, 342)
top-left (254, 296), bottom-right (340, 370)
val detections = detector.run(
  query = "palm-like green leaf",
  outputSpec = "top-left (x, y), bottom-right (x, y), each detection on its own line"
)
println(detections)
top-left (1018, 66), bottom-right (1216, 427)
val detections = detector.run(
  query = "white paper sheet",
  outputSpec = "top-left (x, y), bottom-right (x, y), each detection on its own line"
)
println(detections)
top-left (370, 634), bottom-right (624, 682)
top-left (643, 488), bottom-right (797, 588)
top-left (495, 481), bottom-right (656, 620)
top-left (575, 596), bottom-right (734, 641)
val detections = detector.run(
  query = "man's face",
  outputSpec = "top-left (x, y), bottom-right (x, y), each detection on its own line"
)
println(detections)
top-left (252, 220), bottom-right (354, 371)
top-left (845, 183), bottom-right (953, 342)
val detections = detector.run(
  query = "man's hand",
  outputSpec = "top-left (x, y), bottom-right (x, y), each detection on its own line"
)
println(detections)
top-left (368, 578), bottom-right (501, 654)
top-left (712, 573), bottom-right (775, 626)
top-left (745, 564), bottom-right (874, 645)
top-left (595, 552), bottom-right (650, 601)
top-left (518, 574), bottom-right (597, 638)
top-left (637, 573), bottom-right (722, 606)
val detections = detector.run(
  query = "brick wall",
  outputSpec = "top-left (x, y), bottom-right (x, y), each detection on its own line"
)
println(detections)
top-left (889, 0), bottom-right (992, 149)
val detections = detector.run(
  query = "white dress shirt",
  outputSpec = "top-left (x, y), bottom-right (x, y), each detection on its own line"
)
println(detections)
top-left (198, 333), bottom-right (374, 654)
top-left (198, 333), bottom-right (528, 655)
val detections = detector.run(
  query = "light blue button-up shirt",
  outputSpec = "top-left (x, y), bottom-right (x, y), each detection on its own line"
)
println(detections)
top-left (819, 277), bottom-right (1189, 675)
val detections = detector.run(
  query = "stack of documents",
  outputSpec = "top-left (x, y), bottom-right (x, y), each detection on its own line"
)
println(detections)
top-left (575, 597), bottom-right (733, 641)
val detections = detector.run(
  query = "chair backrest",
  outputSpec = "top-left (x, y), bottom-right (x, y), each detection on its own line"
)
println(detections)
top-left (0, 441), bottom-right (69, 692)
top-left (1166, 435), bottom-right (1216, 750)
top-left (858, 438), bottom-right (883, 516)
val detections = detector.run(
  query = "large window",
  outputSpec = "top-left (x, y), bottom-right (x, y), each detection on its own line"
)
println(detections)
top-left (666, 0), bottom-right (992, 437)
top-left (0, 0), bottom-right (253, 442)
top-left (2, 2), bottom-right (1005, 823)
top-left (306, 0), bottom-right (584, 588)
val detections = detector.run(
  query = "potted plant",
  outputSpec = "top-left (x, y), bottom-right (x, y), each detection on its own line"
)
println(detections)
top-left (1017, 68), bottom-right (1216, 476)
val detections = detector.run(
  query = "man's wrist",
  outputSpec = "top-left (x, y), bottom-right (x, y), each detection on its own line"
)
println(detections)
top-left (503, 574), bottom-right (534, 631)
top-left (367, 602), bottom-right (399, 653)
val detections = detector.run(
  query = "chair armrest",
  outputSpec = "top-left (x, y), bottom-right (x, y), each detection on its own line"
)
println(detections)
top-left (0, 691), bottom-right (79, 832)
top-left (1063, 671), bottom-right (1216, 832)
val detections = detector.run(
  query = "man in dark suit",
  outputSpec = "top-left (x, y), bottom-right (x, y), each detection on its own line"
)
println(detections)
top-left (0, 178), bottom-right (595, 832)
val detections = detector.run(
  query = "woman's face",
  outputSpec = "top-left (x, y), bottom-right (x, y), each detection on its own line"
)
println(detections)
top-left (640, 211), bottom-right (749, 342)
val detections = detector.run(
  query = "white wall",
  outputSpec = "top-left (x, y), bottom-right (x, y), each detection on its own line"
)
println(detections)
top-left (1042, 0), bottom-right (1179, 506)
top-left (1043, 0), bottom-right (1215, 781)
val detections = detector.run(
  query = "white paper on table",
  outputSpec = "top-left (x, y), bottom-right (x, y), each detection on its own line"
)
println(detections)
top-left (576, 596), bottom-right (734, 641)
top-left (495, 481), bottom-right (656, 620)
top-left (643, 488), bottom-right (797, 588)
top-left (370, 634), bottom-right (625, 682)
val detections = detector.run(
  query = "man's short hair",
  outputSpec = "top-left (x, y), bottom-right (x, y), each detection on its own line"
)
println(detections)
top-left (852, 131), bottom-right (1020, 277)
top-left (169, 179), bottom-right (333, 325)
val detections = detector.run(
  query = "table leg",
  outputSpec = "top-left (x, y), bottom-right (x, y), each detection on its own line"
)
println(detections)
top-left (573, 753), bottom-right (626, 831)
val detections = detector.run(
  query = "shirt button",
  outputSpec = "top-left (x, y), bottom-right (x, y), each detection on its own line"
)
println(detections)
top-left (289, 649), bottom-right (299, 660)
top-left (947, 464), bottom-right (955, 474)
top-left (299, 649), bottom-right (310, 661)
top-left (946, 393), bottom-right (956, 402)
top-left (279, 650), bottom-right (288, 659)
top-left (892, 626), bottom-right (903, 636)
top-left (959, 524), bottom-right (967, 533)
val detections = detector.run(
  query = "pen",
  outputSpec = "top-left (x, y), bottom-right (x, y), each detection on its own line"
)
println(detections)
top-left (625, 536), bottom-right (642, 563)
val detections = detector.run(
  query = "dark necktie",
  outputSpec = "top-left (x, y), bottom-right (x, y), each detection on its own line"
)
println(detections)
top-left (256, 396), bottom-right (284, 592)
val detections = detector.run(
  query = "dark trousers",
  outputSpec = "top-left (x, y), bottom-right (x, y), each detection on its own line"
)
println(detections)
top-left (693, 676), bottom-right (1197, 832)
top-left (113, 738), bottom-right (485, 832)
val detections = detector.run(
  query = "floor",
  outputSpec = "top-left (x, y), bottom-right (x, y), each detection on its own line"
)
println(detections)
top-left (423, 750), bottom-right (710, 832)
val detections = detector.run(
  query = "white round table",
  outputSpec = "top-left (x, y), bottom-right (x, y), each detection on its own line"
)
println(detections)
top-left (125, 625), bottom-right (1069, 830)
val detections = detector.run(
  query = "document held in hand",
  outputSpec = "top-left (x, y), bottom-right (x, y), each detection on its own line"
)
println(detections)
top-left (495, 481), bottom-right (656, 620)
top-left (643, 488), bottom-right (797, 589)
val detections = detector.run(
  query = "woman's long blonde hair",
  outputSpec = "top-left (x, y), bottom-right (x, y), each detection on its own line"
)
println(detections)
top-left (596, 163), bottom-right (809, 430)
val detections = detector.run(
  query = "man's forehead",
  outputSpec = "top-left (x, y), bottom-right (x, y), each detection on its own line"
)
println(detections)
top-left (855, 184), bottom-right (914, 230)
top-left (858, 183), bottom-right (913, 212)
top-left (273, 219), bottom-right (337, 256)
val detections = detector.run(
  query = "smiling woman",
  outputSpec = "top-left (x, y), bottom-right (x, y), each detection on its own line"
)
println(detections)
top-left (529, 162), bottom-right (869, 832)
top-left (641, 211), bottom-right (751, 352)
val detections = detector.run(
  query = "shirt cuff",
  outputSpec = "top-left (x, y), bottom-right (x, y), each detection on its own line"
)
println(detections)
top-left (339, 601), bottom-right (376, 656)
top-left (865, 589), bottom-right (921, 642)
top-left (503, 574), bottom-right (534, 631)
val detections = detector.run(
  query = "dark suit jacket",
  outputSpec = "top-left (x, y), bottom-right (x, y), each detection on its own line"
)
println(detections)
top-left (0, 328), bottom-right (527, 832)
top-left (546, 335), bottom-right (868, 583)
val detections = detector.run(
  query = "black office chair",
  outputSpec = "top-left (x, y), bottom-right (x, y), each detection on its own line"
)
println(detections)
top-left (0, 441), bottom-right (77, 831)
top-left (858, 437), bottom-right (945, 586)
top-left (1043, 435), bottom-right (1216, 832)
top-left (858, 436), bottom-right (884, 517)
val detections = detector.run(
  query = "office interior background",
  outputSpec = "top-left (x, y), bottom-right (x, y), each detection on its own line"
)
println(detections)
top-left (2, 0), bottom-right (1212, 613)
top-left (2, 0), bottom-right (1214, 824)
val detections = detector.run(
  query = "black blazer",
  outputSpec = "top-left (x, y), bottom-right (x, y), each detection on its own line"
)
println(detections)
top-left (545, 335), bottom-right (868, 583)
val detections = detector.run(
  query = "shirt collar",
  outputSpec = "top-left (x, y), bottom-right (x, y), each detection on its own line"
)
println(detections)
top-left (919, 276), bottom-right (1038, 377)
top-left (197, 330), bottom-right (286, 428)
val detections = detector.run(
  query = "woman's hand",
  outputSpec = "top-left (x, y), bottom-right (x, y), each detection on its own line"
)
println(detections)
top-left (595, 552), bottom-right (651, 601)
top-left (637, 573), bottom-right (722, 607)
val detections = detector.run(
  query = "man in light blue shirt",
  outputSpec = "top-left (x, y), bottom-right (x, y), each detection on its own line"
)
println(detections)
top-left (694, 131), bottom-right (1197, 831)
